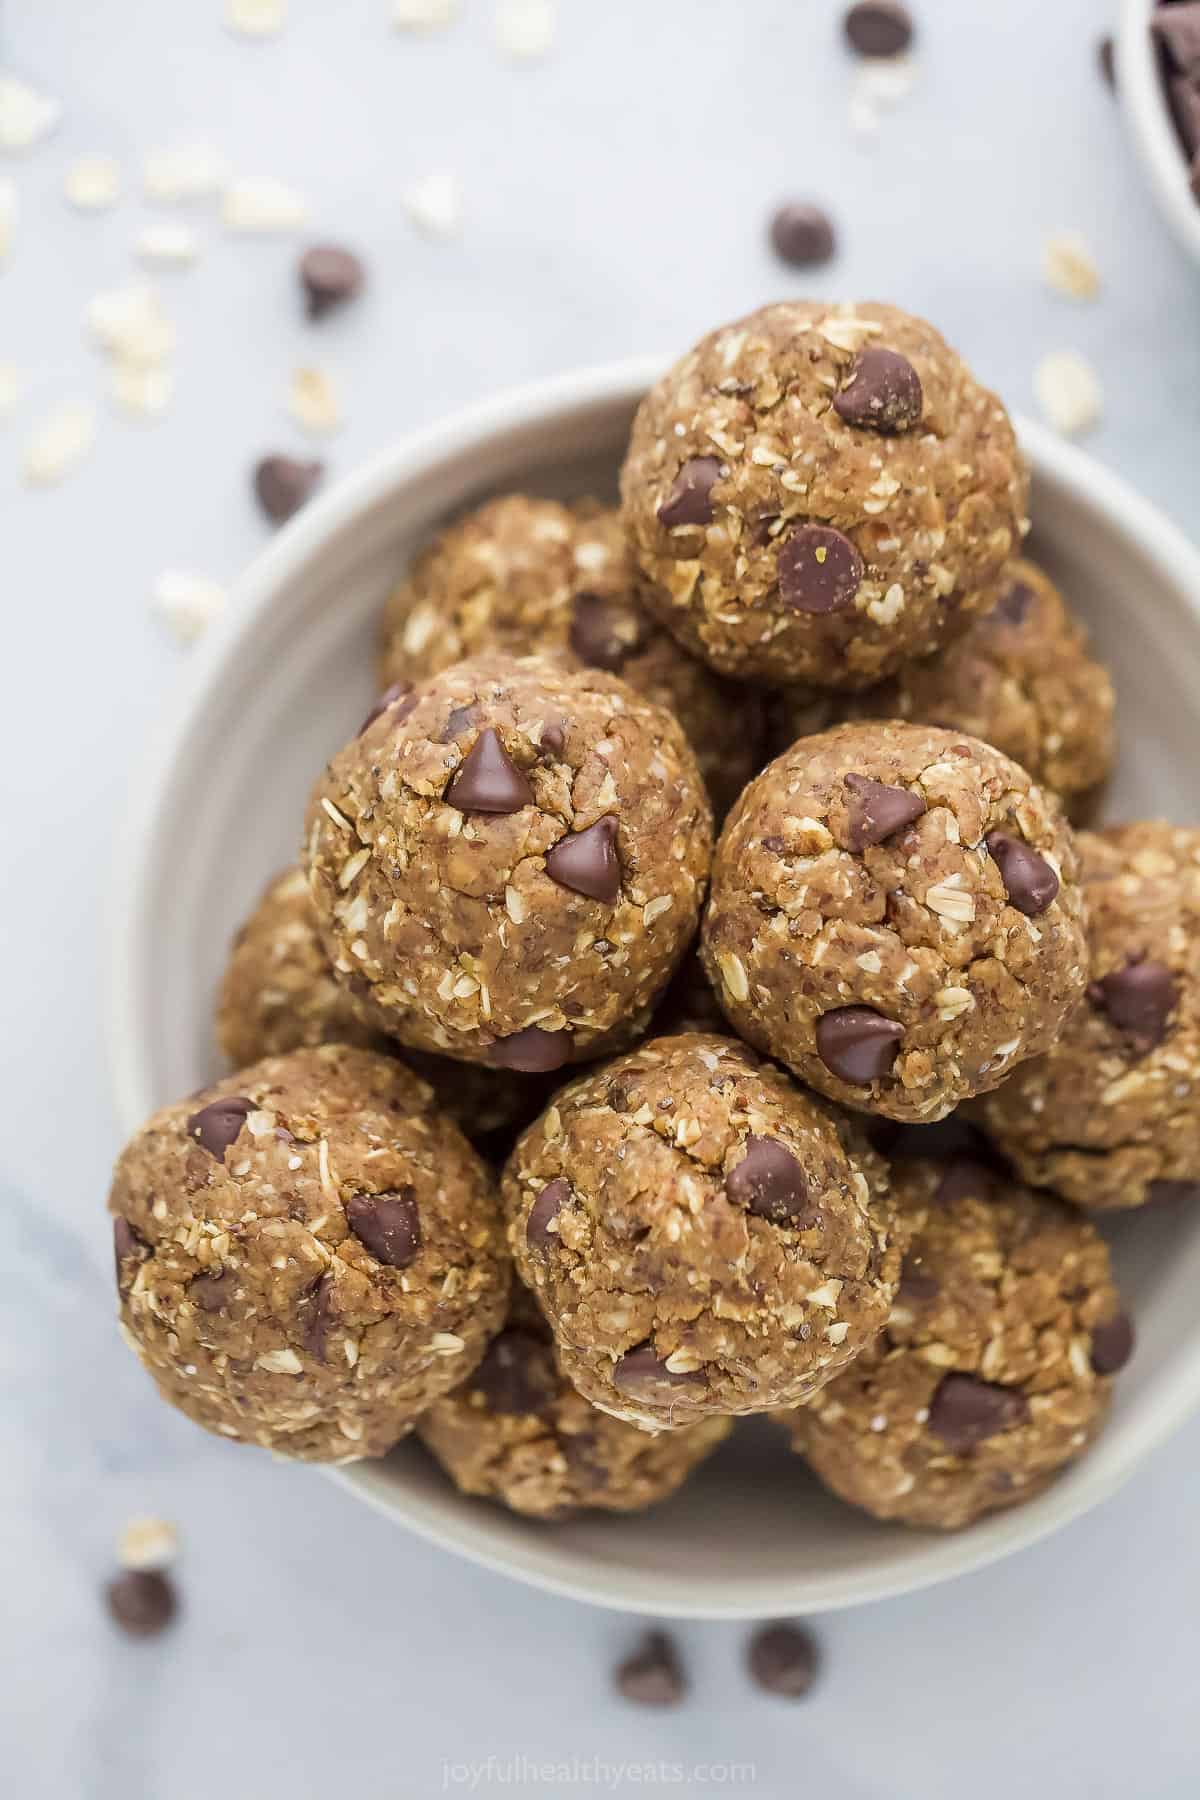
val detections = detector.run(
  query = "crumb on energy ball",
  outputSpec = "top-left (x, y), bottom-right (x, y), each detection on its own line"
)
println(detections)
top-left (376, 494), bottom-right (763, 818)
top-left (777, 1158), bottom-right (1130, 1529)
top-left (702, 720), bottom-right (1087, 1123)
top-left (306, 653), bottom-right (713, 1070)
top-left (109, 1045), bottom-right (510, 1463)
top-left (619, 301), bottom-right (1027, 687)
top-left (975, 822), bottom-right (1200, 1211)
top-left (770, 558), bottom-right (1116, 819)
top-left (504, 1032), bottom-right (900, 1430)
top-left (417, 1286), bottom-right (730, 1518)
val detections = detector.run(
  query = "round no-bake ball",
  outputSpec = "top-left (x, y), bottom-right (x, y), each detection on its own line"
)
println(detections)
top-left (975, 822), bottom-right (1200, 1210)
top-left (376, 493), bottom-right (763, 818)
top-left (109, 1045), bottom-right (510, 1462)
top-left (776, 1157), bottom-right (1129, 1529)
top-left (702, 720), bottom-right (1088, 1122)
top-left (504, 1032), bottom-right (900, 1430)
top-left (620, 301), bottom-right (1027, 686)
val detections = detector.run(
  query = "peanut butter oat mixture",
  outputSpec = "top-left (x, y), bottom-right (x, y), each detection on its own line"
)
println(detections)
top-left (702, 720), bottom-right (1087, 1122)
top-left (503, 1033), bottom-right (900, 1430)
top-left (377, 494), bottom-right (763, 818)
top-left (620, 301), bottom-right (1027, 686)
top-left (976, 822), bottom-right (1200, 1210)
top-left (110, 1045), bottom-right (510, 1462)
top-left (306, 654), bottom-right (713, 1071)
top-left (777, 1157), bottom-right (1129, 1529)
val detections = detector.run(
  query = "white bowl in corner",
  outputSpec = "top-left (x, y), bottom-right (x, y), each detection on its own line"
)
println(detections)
top-left (1118, 0), bottom-right (1200, 265)
top-left (108, 356), bottom-right (1200, 1619)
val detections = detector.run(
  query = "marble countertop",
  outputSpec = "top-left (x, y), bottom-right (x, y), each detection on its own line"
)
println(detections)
top-left (5, 1), bottom-right (1200, 1794)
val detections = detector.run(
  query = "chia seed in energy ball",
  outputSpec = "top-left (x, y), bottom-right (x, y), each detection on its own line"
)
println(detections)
top-left (618, 301), bottom-right (1027, 687)
top-left (504, 1032), bottom-right (900, 1430)
top-left (109, 1045), bottom-right (510, 1462)
top-left (776, 1157), bottom-right (1129, 1529)
top-left (306, 654), bottom-right (713, 1070)
top-left (975, 822), bottom-right (1200, 1211)
top-left (702, 720), bottom-right (1087, 1123)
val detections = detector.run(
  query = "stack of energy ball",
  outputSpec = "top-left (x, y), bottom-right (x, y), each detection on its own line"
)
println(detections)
top-left (109, 300), bottom-right (1195, 1535)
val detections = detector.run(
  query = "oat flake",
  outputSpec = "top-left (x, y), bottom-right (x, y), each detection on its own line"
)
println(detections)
top-left (226, 0), bottom-right (288, 36)
top-left (1043, 232), bottom-right (1100, 302)
top-left (65, 154), bottom-right (121, 210)
top-left (153, 570), bottom-right (228, 643)
top-left (23, 403), bottom-right (97, 485)
top-left (144, 141), bottom-right (228, 202)
top-left (137, 222), bottom-right (200, 266)
top-left (223, 177), bottom-right (307, 233)
top-left (288, 365), bottom-right (341, 435)
top-left (401, 169), bottom-right (462, 238)
top-left (393, 0), bottom-right (459, 26)
top-left (0, 74), bottom-right (61, 152)
top-left (1034, 350), bottom-right (1102, 437)
top-left (494, 0), bottom-right (557, 59)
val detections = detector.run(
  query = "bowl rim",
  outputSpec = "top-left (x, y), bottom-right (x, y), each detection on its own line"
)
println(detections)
top-left (1117, 0), bottom-right (1200, 265)
top-left (106, 354), bottom-right (1200, 1618)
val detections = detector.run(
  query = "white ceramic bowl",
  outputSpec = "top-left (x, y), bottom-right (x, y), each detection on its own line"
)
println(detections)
top-left (1118, 0), bottom-right (1200, 264)
top-left (108, 357), bottom-right (1200, 1619)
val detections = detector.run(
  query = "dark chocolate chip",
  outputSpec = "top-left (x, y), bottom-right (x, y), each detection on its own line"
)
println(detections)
top-left (526, 1177), bottom-right (569, 1249)
top-left (473, 1328), bottom-right (558, 1416)
top-left (833, 347), bottom-right (923, 433)
top-left (544, 816), bottom-right (621, 902)
top-left (815, 1007), bottom-right (903, 1084)
top-left (345, 1189), bottom-right (421, 1268)
top-left (299, 243), bottom-right (365, 318)
top-left (934, 1156), bottom-right (996, 1206)
top-left (492, 1026), bottom-right (572, 1072)
top-left (769, 202), bottom-right (837, 268)
top-left (984, 831), bottom-right (1060, 916)
top-left (843, 772), bottom-right (926, 849)
top-left (539, 718), bottom-right (567, 757)
top-left (189, 1271), bottom-right (228, 1313)
top-left (746, 1622), bottom-right (820, 1699)
top-left (777, 524), bottom-right (864, 614)
top-left (445, 728), bottom-right (534, 814)
top-left (358, 680), bottom-right (414, 735)
top-left (615, 1631), bottom-right (686, 1708)
top-left (1091, 1312), bottom-right (1135, 1376)
top-left (990, 579), bottom-right (1035, 627)
top-left (300, 1272), bottom-right (336, 1359)
top-left (726, 1136), bottom-right (813, 1224)
top-left (844, 0), bottom-right (913, 57)
top-left (569, 593), bottom-right (644, 671)
top-left (1153, 3), bottom-right (1200, 77)
top-left (186, 1096), bottom-right (255, 1160)
top-left (113, 1217), bottom-right (148, 1289)
top-left (1169, 74), bottom-right (1200, 155)
top-left (441, 702), bottom-right (479, 742)
top-left (1091, 958), bottom-right (1178, 1053)
top-left (657, 456), bottom-right (722, 529)
top-left (927, 1372), bottom-right (1029, 1452)
top-left (897, 1256), bottom-right (940, 1304)
top-left (253, 455), bottom-right (323, 524)
top-left (612, 1344), bottom-right (705, 1403)
top-left (1098, 35), bottom-right (1116, 90)
top-left (106, 1569), bottom-right (178, 1639)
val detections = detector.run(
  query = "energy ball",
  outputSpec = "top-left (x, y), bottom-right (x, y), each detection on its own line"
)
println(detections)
top-left (306, 654), bottom-right (713, 1071)
top-left (417, 1286), bottom-right (731, 1518)
top-left (776, 1158), bottom-right (1129, 1529)
top-left (702, 720), bottom-right (1088, 1122)
top-left (377, 494), bottom-right (763, 818)
top-left (215, 865), bottom-right (546, 1146)
top-left (504, 1033), bottom-right (900, 1430)
top-left (770, 558), bottom-right (1116, 819)
top-left (620, 301), bottom-right (1027, 687)
top-left (109, 1045), bottom-right (510, 1463)
top-left (975, 822), bottom-right (1200, 1210)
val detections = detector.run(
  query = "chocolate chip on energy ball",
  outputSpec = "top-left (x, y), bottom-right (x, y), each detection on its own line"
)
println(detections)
top-left (990, 577), bottom-right (1035, 626)
top-left (613, 1344), bottom-right (704, 1402)
top-left (189, 1270), bottom-right (228, 1312)
top-left (491, 1025), bottom-right (572, 1073)
top-left (615, 1631), bottom-right (687, 1708)
top-left (544, 816), bottom-right (621, 902)
top-left (843, 772), bottom-right (926, 849)
top-left (358, 679), bottom-right (414, 736)
top-left (777, 524), bottom-right (864, 614)
top-left (726, 1136), bottom-right (813, 1224)
top-left (472, 1328), bottom-right (557, 1416)
top-left (844, 0), bottom-right (914, 57)
top-left (568, 592), bottom-right (634, 671)
top-left (299, 243), bottom-right (365, 319)
top-left (769, 202), bottom-right (837, 269)
top-left (113, 1217), bottom-right (148, 1289)
top-left (747, 1622), bottom-right (820, 1699)
top-left (1091, 958), bottom-right (1177, 1053)
top-left (928, 1372), bottom-right (1029, 1452)
top-left (934, 1156), bottom-right (996, 1206)
top-left (526, 1177), bottom-right (569, 1249)
top-left (253, 454), bottom-right (323, 524)
top-left (106, 1569), bottom-right (178, 1639)
top-left (185, 1096), bottom-right (255, 1160)
top-left (299, 1272), bottom-right (335, 1359)
top-left (833, 348), bottom-right (923, 433)
top-left (657, 456), bottom-right (722, 529)
top-left (345, 1189), bottom-right (421, 1268)
top-left (815, 1006), bottom-right (903, 1084)
top-left (1091, 1312), bottom-right (1135, 1376)
top-left (984, 831), bottom-right (1060, 916)
top-left (445, 728), bottom-right (535, 814)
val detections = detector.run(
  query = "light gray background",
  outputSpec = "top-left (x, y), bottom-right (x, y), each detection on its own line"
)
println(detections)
top-left (4, 2), bottom-right (1199, 1795)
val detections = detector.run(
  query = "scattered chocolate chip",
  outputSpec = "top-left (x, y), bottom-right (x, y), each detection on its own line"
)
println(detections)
top-left (569, 593), bottom-right (642, 671)
top-left (345, 1190), bottom-right (421, 1268)
top-left (300, 1272), bottom-right (336, 1359)
top-left (544, 816), bottom-right (621, 902)
top-left (747, 1622), bottom-right (820, 1699)
top-left (299, 243), bottom-right (365, 319)
top-left (527, 1177), bottom-right (569, 1249)
top-left (253, 454), bottom-right (323, 524)
top-left (928, 1372), bottom-right (1029, 1452)
top-left (657, 456), bottom-right (722, 529)
top-left (106, 1569), bottom-right (178, 1638)
top-left (815, 1007), bottom-right (903, 1084)
top-left (112, 1217), bottom-right (148, 1288)
top-left (446, 728), bottom-right (534, 814)
top-left (897, 1257), bottom-right (940, 1303)
top-left (833, 347), bottom-right (923, 432)
top-left (1091, 957), bottom-right (1177, 1053)
top-left (768, 202), bottom-right (837, 268)
top-left (990, 579), bottom-right (1035, 627)
top-left (473, 1328), bottom-right (558, 1415)
top-left (844, 0), bottom-right (913, 57)
top-left (186, 1096), bottom-right (255, 1160)
top-left (615, 1631), bottom-right (686, 1708)
top-left (358, 679), bottom-right (414, 735)
top-left (189, 1271), bottom-right (228, 1313)
top-left (984, 831), bottom-right (1059, 916)
top-left (1098, 34), bottom-right (1116, 90)
top-left (777, 523), bottom-right (864, 614)
top-left (934, 1156), bottom-right (996, 1206)
top-left (726, 1136), bottom-right (814, 1224)
top-left (843, 772), bottom-right (926, 850)
top-left (1153, 4), bottom-right (1200, 77)
top-left (492, 1026), bottom-right (571, 1072)
top-left (1091, 1312), bottom-right (1135, 1376)
top-left (612, 1344), bottom-right (704, 1402)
